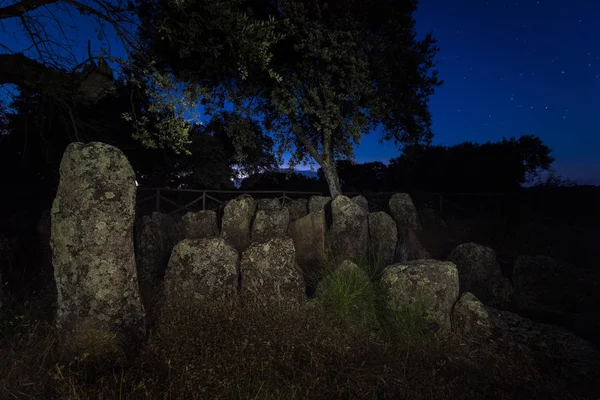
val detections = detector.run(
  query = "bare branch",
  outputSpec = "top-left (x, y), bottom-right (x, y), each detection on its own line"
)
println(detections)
top-left (0, 0), bottom-right (58, 20)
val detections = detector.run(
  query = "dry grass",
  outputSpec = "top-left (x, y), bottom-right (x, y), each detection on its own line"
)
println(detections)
top-left (0, 277), bottom-right (589, 400)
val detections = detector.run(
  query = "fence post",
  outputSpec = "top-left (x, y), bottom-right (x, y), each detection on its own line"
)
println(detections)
top-left (439, 195), bottom-right (444, 216)
top-left (155, 188), bottom-right (161, 213)
top-left (202, 191), bottom-right (206, 211)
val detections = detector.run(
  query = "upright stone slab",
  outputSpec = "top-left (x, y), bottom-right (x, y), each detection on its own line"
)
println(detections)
top-left (379, 259), bottom-right (459, 334)
top-left (221, 195), bottom-right (257, 253)
top-left (351, 195), bottom-right (369, 212)
top-left (330, 195), bottom-right (369, 264)
top-left (308, 196), bottom-right (331, 214)
top-left (285, 198), bottom-right (308, 222)
top-left (135, 212), bottom-right (182, 319)
top-left (389, 193), bottom-right (421, 232)
top-left (289, 211), bottom-right (327, 268)
top-left (240, 237), bottom-right (306, 307)
top-left (368, 211), bottom-right (397, 269)
top-left (164, 238), bottom-right (239, 302)
top-left (51, 142), bottom-right (144, 356)
top-left (180, 210), bottom-right (218, 239)
top-left (251, 208), bottom-right (290, 243)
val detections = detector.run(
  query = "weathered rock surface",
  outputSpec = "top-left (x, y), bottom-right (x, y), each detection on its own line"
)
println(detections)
top-left (240, 237), bottom-right (306, 306)
top-left (51, 142), bottom-right (144, 355)
top-left (367, 211), bottom-right (397, 269)
top-left (256, 198), bottom-right (282, 211)
top-left (451, 292), bottom-right (494, 340)
top-left (180, 210), bottom-right (218, 239)
top-left (395, 228), bottom-right (430, 262)
top-left (135, 212), bottom-right (183, 317)
top-left (389, 193), bottom-right (421, 232)
top-left (288, 212), bottom-right (326, 269)
top-left (164, 238), bottom-right (238, 301)
top-left (447, 243), bottom-right (514, 309)
top-left (351, 195), bottom-right (369, 212)
top-left (221, 195), bottom-right (256, 252)
top-left (251, 208), bottom-right (290, 243)
top-left (379, 259), bottom-right (459, 334)
top-left (308, 196), bottom-right (331, 214)
top-left (284, 198), bottom-right (308, 222)
top-left (329, 195), bottom-right (369, 264)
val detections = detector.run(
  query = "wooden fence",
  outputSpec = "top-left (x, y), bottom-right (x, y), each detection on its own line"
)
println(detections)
top-left (136, 187), bottom-right (515, 218)
top-left (136, 187), bottom-right (324, 216)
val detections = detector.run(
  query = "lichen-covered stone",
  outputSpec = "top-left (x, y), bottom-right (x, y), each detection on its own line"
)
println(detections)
top-left (221, 195), bottom-right (257, 253)
top-left (379, 259), bottom-right (459, 334)
top-left (289, 211), bottom-right (326, 269)
top-left (330, 195), bottom-right (369, 264)
top-left (285, 198), bottom-right (308, 222)
top-left (164, 238), bottom-right (238, 301)
top-left (180, 210), bottom-right (218, 239)
top-left (451, 292), bottom-right (494, 340)
top-left (257, 198), bottom-right (282, 211)
top-left (50, 142), bottom-right (144, 355)
top-left (134, 212), bottom-right (182, 318)
top-left (251, 208), bottom-right (290, 243)
top-left (308, 196), bottom-right (331, 214)
top-left (240, 237), bottom-right (306, 306)
top-left (395, 228), bottom-right (430, 262)
top-left (351, 195), bottom-right (369, 212)
top-left (368, 211), bottom-right (397, 269)
top-left (389, 193), bottom-right (421, 232)
top-left (447, 243), bottom-right (514, 309)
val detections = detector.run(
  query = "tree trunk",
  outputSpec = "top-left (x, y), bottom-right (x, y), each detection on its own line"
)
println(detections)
top-left (321, 159), bottom-right (342, 198)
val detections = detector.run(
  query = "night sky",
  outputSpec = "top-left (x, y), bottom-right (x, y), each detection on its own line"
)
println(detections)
top-left (1, 0), bottom-right (598, 184)
top-left (354, 0), bottom-right (599, 184)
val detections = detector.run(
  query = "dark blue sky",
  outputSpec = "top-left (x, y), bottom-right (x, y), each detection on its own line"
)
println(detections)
top-left (355, 0), bottom-right (599, 183)
top-left (1, 0), bottom-right (598, 183)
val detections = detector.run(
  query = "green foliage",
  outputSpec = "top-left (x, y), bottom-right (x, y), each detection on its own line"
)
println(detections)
top-left (137, 0), bottom-right (442, 196)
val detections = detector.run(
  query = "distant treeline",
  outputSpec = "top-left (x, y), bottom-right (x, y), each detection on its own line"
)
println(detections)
top-left (240, 135), bottom-right (564, 194)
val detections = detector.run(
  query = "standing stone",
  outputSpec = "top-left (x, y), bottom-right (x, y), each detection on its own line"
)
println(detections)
top-left (285, 198), bottom-right (308, 222)
top-left (351, 195), bottom-right (369, 212)
top-left (367, 211), bottom-right (397, 269)
top-left (451, 292), bottom-right (494, 340)
top-left (135, 212), bottom-right (182, 318)
top-left (395, 228), bottom-right (430, 262)
top-left (164, 238), bottom-right (239, 302)
top-left (379, 259), bottom-right (459, 334)
top-left (51, 142), bottom-right (144, 356)
top-left (251, 208), bottom-right (290, 242)
top-left (289, 212), bottom-right (327, 269)
top-left (221, 195), bottom-right (257, 253)
top-left (257, 198), bottom-right (282, 211)
top-left (308, 196), bottom-right (331, 214)
top-left (240, 237), bottom-right (306, 307)
top-left (389, 193), bottom-right (421, 232)
top-left (180, 210), bottom-right (218, 239)
top-left (447, 243), bottom-right (514, 309)
top-left (329, 195), bottom-right (369, 264)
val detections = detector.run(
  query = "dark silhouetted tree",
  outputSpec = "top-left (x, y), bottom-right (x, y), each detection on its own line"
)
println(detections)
top-left (137, 0), bottom-right (442, 197)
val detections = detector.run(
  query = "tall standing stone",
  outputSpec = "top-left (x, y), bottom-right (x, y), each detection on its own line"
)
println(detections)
top-left (51, 142), bottom-right (144, 356)
top-left (368, 211), bottom-right (397, 269)
top-left (330, 195), bottom-right (369, 264)
top-left (389, 193), bottom-right (421, 232)
top-left (308, 196), bottom-right (331, 214)
top-left (221, 195), bottom-right (257, 253)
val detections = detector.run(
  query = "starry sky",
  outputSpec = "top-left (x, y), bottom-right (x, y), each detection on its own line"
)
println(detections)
top-left (354, 0), bottom-right (600, 184)
top-left (1, 0), bottom-right (598, 184)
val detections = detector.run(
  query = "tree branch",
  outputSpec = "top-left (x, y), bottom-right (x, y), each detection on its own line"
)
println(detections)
top-left (0, 0), bottom-right (58, 20)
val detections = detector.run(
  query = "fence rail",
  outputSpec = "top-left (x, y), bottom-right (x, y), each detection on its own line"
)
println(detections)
top-left (137, 188), bottom-right (324, 216)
